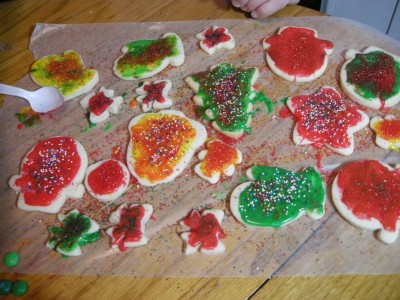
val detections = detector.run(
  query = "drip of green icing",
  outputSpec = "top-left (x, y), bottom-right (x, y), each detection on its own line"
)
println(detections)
top-left (190, 63), bottom-right (272, 133)
top-left (116, 35), bottom-right (180, 78)
top-left (238, 166), bottom-right (325, 228)
top-left (104, 121), bottom-right (112, 131)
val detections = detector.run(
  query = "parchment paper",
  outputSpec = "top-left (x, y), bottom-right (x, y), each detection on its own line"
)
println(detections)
top-left (0, 17), bottom-right (400, 278)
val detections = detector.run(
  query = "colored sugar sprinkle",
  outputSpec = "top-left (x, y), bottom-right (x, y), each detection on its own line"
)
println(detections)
top-left (0, 280), bottom-right (13, 296)
top-left (15, 107), bottom-right (41, 129)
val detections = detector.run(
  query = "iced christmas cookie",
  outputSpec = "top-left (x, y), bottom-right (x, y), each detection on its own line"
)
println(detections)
top-left (262, 26), bottom-right (333, 82)
top-left (127, 110), bottom-right (207, 186)
top-left (135, 79), bottom-right (173, 112)
top-left (370, 115), bottom-right (400, 151)
top-left (9, 137), bottom-right (87, 213)
top-left (287, 86), bottom-right (369, 156)
top-left (30, 50), bottom-right (99, 101)
top-left (332, 160), bottom-right (400, 244)
top-left (196, 25), bottom-right (235, 55)
top-left (231, 166), bottom-right (326, 228)
top-left (186, 63), bottom-right (272, 139)
top-left (180, 209), bottom-right (226, 255)
top-left (47, 209), bottom-right (101, 257)
top-left (106, 204), bottom-right (153, 251)
top-left (80, 86), bottom-right (123, 124)
top-left (194, 140), bottom-right (242, 184)
top-left (113, 32), bottom-right (185, 80)
top-left (84, 159), bottom-right (130, 202)
top-left (340, 46), bottom-right (400, 109)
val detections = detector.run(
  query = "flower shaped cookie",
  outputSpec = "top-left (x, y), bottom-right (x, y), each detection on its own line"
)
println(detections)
top-left (30, 50), bottom-right (99, 101)
top-left (106, 204), bottom-right (153, 251)
top-left (9, 136), bottom-right (88, 213)
top-left (287, 86), bottom-right (369, 156)
top-left (370, 115), bottom-right (400, 151)
top-left (47, 209), bottom-right (101, 257)
top-left (180, 209), bottom-right (226, 255)
top-left (332, 160), bottom-right (400, 244)
top-left (230, 166), bottom-right (326, 228)
top-left (196, 25), bottom-right (235, 55)
top-left (135, 80), bottom-right (173, 112)
top-left (263, 26), bottom-right (333, 82)
top-left (194, 140), bottom-right (242, 184)
top-left (340, 46), bottom-right (400, 109)
top-left (113, 32), bottom-right (185, 80)
top-left (80, 87), bottom-right (123, 124)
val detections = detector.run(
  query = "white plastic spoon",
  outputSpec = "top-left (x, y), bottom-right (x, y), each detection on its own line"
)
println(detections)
top-left (0, 83), bottom-right (64, 113)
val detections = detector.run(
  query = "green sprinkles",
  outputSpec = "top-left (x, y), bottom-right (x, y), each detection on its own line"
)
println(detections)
top-left (0, 280), bottom-right (13, 296)
top-left (11, 280), bottom-right (28, 297)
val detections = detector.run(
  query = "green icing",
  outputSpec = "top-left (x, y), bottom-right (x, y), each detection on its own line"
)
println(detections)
top-left (47, 211), bottom-right (101, 257)
top-left (237, 166), bottom-right (325, 228)
top-left (115, 35), bottom-right (180, 79)
top-left (189, 63), bottom-right (272, 134)
top-left (346, 51), bottom-right (400, 101)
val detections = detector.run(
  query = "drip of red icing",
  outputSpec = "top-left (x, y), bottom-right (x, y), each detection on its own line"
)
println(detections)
top-left (87, 160), bottom-right (125, 195)
top-left (337, 160), bottom-right (400, 232)
top-left (15, 137), bottom-right (81, 206)
top-left (88, 92), bottom-right (113, 116)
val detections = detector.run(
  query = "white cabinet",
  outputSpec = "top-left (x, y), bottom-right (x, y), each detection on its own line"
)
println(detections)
top-left (321, 0), bottom-right (400, 41)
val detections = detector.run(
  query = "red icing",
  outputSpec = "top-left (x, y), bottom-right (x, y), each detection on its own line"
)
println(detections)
top-left (111, 205), bottom-right (146, 251)
top-left (142, 81), bottom-right (167, 108)
top-left (337, 160), bottom-right (400, 232)
top-left (14, 137), bottom-right (81, 206)
top-left (88, 160), bottom-right (125, 195)
top-left (200, 140), bottom-right (239, 178)
top-left (264, 27), bottom-right (333, 78)
top-left (289, 87), bottom-right (363, 149)
top-left (88, 92), bottom-right (113, 116)
top-left (183, 210), bottom-right (226, 250)
top-left (278, 106), bottom-right (292, 119)
top-left (374, 119), bottom-right (400, 142)
top-left (202, 27), bottom-right (231, 48)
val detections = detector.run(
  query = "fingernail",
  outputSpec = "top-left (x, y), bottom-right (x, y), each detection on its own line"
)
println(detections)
top-left (232, 0), bottom-right (239, 7)
top-left (251, 11), bottom-right (258, 18)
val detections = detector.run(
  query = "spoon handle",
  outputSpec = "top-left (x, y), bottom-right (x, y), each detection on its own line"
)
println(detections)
top-left (0, 83), bottom-right (31, 99)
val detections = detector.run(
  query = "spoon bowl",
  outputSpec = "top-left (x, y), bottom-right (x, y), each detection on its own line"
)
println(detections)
top-left (0, 83), bottom-right (64, 113)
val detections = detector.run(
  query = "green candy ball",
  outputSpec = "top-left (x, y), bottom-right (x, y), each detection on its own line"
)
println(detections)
top-left (0, 279), bottom-right (13, 295)
top-left (11, 280), bottom-right (29, 297)
top-left (3, 252), bottom-right (20, 268)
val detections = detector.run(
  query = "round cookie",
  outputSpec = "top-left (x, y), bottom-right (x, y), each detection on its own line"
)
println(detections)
top-left (340, 46), bottom-right (400, 109)
top-left (85, 159), bottom-right (130, 202)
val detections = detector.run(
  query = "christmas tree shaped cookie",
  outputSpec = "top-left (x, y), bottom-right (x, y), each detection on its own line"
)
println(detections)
top-left (186, 63), bottom-right (272, 139)
top-left (30, 50), bottom-right (99, 101)
top-left (113, 32), bottom-right (185, 80)
top-left (231, 166), bottom-right (326, 228)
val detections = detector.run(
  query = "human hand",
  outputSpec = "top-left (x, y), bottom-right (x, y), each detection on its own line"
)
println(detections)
top-left (232, 0), bottom-right (300, 19)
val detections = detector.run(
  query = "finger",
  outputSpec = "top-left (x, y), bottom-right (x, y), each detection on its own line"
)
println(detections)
top-left (231, 0), bottom-right (250, 8)
top-left (241, 0), bottom-right (270, 12)
top-left (251, 0), bottom-right (289, 18)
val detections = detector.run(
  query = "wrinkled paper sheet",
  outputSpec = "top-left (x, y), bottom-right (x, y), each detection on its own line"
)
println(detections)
top-left (0, 17), bottom-right (400, 277)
